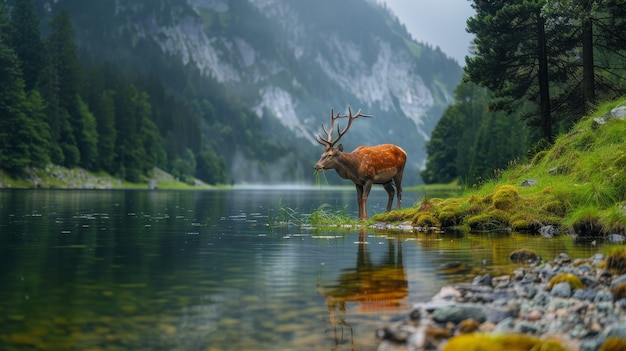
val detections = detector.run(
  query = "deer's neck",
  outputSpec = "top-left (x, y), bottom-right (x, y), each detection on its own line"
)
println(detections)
top-left (334, 152), bottom-right (362, 182)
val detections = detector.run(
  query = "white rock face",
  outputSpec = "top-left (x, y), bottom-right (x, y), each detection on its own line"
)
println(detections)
top-left (110, 0), bottom-right (459, 181)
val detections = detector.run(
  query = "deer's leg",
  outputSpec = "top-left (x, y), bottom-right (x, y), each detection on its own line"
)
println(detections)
top-left (355, 184), bottom-right (364, 220)
top-left (360, 180), bottom-right (373, 220)
top-left (394, 171), bottom-right (404, 209)
top-left (382, 181), bottom-right (395, 212)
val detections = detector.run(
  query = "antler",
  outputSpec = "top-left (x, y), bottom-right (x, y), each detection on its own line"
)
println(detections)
top-left (316, 107), bottom-right (371, 147)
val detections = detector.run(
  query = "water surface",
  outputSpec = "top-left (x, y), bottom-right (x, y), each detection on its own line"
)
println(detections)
top-left (0, 189), bottom-right (600, 350)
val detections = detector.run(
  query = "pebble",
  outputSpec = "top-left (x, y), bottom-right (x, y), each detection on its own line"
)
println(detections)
top-left (376, 252), bottom-right (626, 351)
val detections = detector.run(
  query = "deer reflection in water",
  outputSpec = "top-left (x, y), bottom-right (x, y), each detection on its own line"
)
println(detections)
top-left (318, 229), bottom-right (408, 346)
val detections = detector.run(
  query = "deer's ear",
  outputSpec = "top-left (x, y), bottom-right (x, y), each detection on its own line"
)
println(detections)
top-left (337, 144), bottom-right (343, 152)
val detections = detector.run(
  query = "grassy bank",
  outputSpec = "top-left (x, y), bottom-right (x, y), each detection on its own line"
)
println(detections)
top-left (373, 99), bottom-right (626, 238)
top-left (0, 165), bottom-right (217, 190)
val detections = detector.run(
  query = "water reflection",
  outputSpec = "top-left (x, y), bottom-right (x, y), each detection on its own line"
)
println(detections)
top-left (320, 229), bottom-right (408, 346)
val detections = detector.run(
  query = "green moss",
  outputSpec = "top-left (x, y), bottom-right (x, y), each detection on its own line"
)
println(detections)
top-left (412, 213), bottom-right (441, 227)
top-left (467, 209), bottom-right (511, 231)
top-left (599, 337), bottom-right (626, 351)
top-left (492, 185), bottom-right (520, 210)
top-left (547, 273), bottom-right (585, 291)
top-left (541, 199), bottom-right (569, 217)
top-left (442, 333), bottom-right (568, 351)
top-left (438, 200), bottom-right (464, 227)
top-left (511, 219), bottom-right (532, 232)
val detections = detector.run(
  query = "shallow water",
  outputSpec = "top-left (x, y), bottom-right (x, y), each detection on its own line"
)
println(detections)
top-left (0, 188), bottom-right (601, 350)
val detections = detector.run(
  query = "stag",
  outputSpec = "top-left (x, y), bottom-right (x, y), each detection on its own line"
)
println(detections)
top-left (314, 107), bottom-right (407, 220)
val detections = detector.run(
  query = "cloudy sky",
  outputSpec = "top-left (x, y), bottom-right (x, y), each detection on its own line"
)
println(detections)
top-left (381, 0), bottom-right (475, 65)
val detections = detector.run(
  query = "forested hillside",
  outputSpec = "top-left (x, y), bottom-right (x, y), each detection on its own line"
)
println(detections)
top-left (1, 0), bottom-right (283, 184)
top-left (421, 0), bottom-right (626, 185)
top-left (0, 0), bottom-right (462, 185)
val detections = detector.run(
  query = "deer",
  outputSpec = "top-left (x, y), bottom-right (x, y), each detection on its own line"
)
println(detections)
top-left (314, 107), bottom-right (407, 220)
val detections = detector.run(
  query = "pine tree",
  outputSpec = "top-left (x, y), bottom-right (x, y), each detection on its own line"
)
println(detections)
top-left (543, 0), bottom-right (626, 115)
top-left (76, 96), bottom-right (98, 170)
top-left (465, 0), bottom-right (568, 142)
top-left (94, 90), bottom-right (117, 173)
top-left (0, 16), bottom-right (51, 172)
top-left (9, 0), bottom-right (45, 91)
top-left (46, 9), bottom-right (82, 167)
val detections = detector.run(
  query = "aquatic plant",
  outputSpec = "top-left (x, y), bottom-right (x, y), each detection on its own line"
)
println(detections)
top-left (268, 198), bottom-right (308, 228)
top-left (314, 169), bottom-right (329, 187)
top-left (309, 202), bottom-right (357, 226)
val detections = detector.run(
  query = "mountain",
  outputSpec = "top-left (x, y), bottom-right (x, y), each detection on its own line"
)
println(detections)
top-left (34, 0), bottom-right (462, 184)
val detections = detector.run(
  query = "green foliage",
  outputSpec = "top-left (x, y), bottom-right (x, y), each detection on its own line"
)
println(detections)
top-left (0, 3), bottom-right (249, 185)
top-left (171, 149), bottom-right (197, 185)
top-left (384, 98), bottom-right (626, 236)
top-left (464, 0), bottom-right (626, 147)
top-left (421, 81), bottom-right (530, 185)
top-left (9, 0), bottom-right (44, 91)
top-left (75, 97), bottom-right (98, 169)
top-left (0, 27), bottom-right (50, 172)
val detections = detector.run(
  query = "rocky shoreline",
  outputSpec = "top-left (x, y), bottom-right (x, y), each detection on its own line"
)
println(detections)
top-left (376, 250), bottom-right (626, 351)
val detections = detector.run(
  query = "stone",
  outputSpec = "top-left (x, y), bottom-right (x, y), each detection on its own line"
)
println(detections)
top-left (520, 179), bottom-right (538, 187)
top-left (509, 248), bottom-right (540, 264)
top-left (550, 282), bottom-right (572, 298)
top-left (606, 234), bottom-right (625, 244)
top-left (604, 322), bottom-right (626, 339)
top-left (593, 291), bottom-right (613, 303)
top-left (539, 225), bottom-right (557, 238)
top-left (431, 286), bottom-right (461, 301)
top-left (492, 275), bottom-right (511, 288)
top-left (611, 105), bottom-right (626, 119)
top-left (610, 274), bottom-right (626, 289)
top-left (573, 288), bottom-right (597, 301)
top-left (432, 304), bottom-right (487, 324)
top-left (472, 274), bottom-right (493, 287)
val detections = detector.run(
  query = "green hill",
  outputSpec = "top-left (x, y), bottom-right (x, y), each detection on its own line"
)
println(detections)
top-left (375, 98), bottom-right (626, 239)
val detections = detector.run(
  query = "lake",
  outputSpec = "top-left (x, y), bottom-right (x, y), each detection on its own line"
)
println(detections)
top-left (0, 188), bottom-right (601, 350)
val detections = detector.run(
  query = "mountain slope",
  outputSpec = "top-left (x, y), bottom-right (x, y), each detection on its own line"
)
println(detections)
top-left (35, 0), bottom-right (462, 184)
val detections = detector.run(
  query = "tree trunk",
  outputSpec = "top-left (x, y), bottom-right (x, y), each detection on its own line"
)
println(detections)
top-left (582, 0), bottom-right (596, 112)
top-left (536, 12), bottom-right (552, 142)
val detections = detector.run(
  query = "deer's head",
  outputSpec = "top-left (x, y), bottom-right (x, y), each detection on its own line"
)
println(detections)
top-left (314, 107), bottom-right (370, 171)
